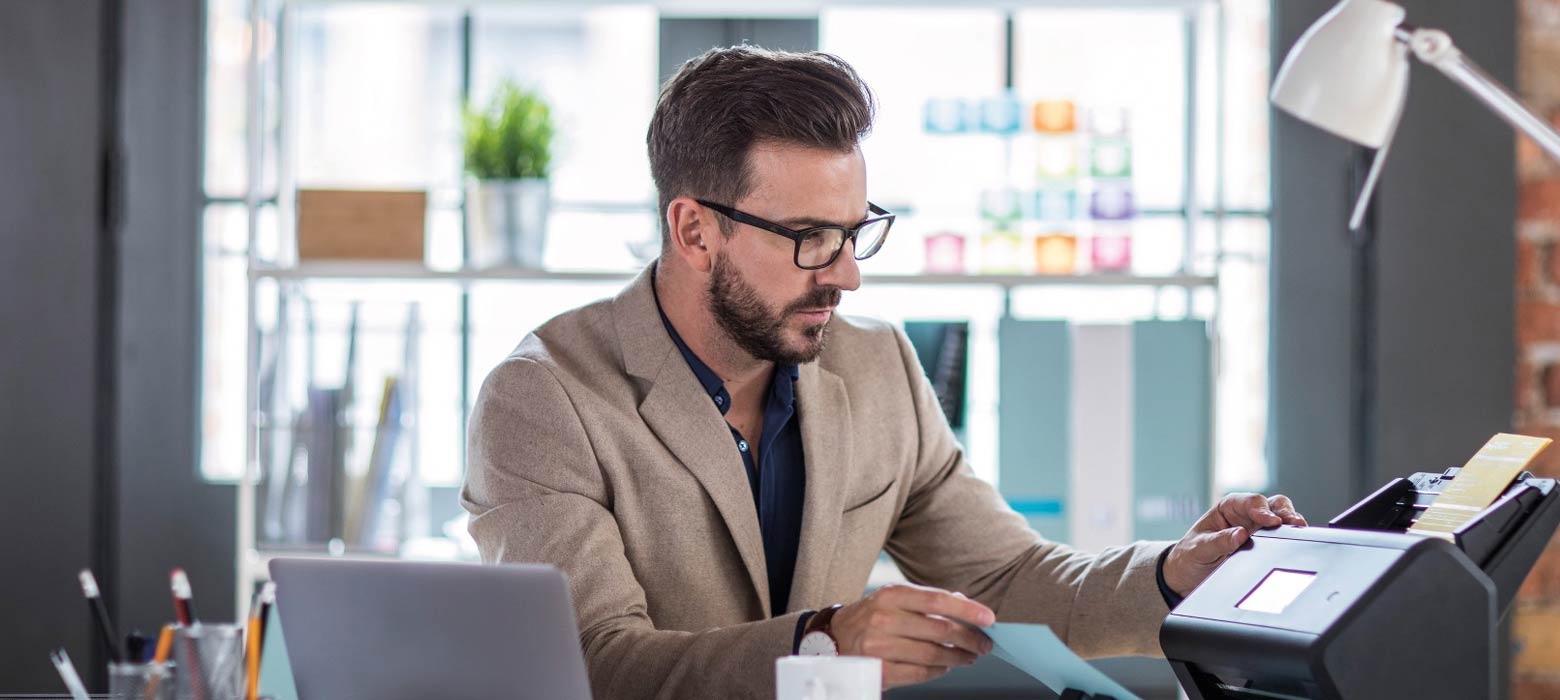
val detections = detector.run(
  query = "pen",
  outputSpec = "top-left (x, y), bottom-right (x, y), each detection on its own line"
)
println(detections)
top-left (171, 568), bottom-right (198, 625)
top-left (79, 569), bottom-right (124, 663)
top-left (126, 631), bottom-right (148, 663)
top-left (184, 625), bottom-right (209, 700)
top-left (49, 649), bottom-right (90, 700)
top-left (172, 568), bottom-right (206, 700)
top-left (256, 581), bottom-right (275, 652)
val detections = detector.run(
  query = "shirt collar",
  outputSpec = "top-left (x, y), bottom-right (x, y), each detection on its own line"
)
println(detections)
top-left (651, 268), bottom-right (799, 414)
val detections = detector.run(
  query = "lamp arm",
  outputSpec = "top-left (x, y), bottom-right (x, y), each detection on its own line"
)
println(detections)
top-left (1399, 26), bottom-right (1560, 163)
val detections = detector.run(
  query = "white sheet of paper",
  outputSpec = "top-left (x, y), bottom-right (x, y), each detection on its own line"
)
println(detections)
top-left (982, 623), bottom-right (1142, 700)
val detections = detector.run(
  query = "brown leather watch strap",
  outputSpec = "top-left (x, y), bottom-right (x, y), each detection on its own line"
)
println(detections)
top-left (805, 603), bottom-right (845, 639)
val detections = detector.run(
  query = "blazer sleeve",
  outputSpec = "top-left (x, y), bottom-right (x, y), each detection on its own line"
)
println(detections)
top-left (461, 355), bottom-right (802, 700)
top-left (879, 327), bottom-right (1172, 659)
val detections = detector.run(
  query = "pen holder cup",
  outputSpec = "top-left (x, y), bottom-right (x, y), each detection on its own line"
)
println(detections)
top-left (109, 662), bottom-right (173, 700)
top-left (174, 623), bottom-right (246, 700)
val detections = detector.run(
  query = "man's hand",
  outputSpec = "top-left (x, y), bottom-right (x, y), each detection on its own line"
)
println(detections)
top-left (829, 583), bottom-right (996, 689)
top-left (1163, 493), bottom-right (1308, 597)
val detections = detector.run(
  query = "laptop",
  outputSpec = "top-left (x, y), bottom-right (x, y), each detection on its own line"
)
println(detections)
top-left (270, 558), bottom-right (593, 700)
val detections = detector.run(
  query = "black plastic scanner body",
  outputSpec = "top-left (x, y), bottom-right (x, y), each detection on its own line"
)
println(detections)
top-left (1161, 470), bottom-right (1560, 700)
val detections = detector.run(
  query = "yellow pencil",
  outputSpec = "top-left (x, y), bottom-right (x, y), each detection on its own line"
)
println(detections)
top-left (245, 614), bottom-right (261, 700)
top-left (152, 624), bottom-right (174, 663)
top-left (145, 624), bottom-right (175, 697)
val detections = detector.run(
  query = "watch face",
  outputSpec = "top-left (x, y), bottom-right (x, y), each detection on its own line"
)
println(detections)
top-left (798, 631), bottom-right (838, 656)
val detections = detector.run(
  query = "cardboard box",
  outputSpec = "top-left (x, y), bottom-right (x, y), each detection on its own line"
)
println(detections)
top-left (296, 189), bottom-right (426, 262)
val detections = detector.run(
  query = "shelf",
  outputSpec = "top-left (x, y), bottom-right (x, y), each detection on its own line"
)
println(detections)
top-left (251, 262), bottom-right (1217, 289)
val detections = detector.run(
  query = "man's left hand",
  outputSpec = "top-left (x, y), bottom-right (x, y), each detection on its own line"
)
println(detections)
top-left (1163, 493), bottom-right (1307, 597)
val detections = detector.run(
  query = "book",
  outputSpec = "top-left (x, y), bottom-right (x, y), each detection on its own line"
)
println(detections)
top-left (345, 377), bottom-right (403, 549)
top-left (302, 386), bottom-right (345, 543)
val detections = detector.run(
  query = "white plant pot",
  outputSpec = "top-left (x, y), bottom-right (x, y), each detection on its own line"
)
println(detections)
top-left (467, 178), bottom-right (551, 269)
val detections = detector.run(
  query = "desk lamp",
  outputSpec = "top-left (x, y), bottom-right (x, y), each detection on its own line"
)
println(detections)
top-left (1271, 0), bottom-right (1560, 229)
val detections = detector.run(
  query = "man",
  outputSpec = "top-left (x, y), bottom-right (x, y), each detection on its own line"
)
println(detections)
top-left (462, 46), bottom-right (1306, 699)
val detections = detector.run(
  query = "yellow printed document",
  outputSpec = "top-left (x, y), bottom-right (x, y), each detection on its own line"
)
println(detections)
top-left (1409, 433), bottom-right (1552, 540)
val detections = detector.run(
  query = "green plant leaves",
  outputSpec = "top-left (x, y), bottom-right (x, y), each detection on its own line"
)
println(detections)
top-left (463, 81), bottom-right (554, 180)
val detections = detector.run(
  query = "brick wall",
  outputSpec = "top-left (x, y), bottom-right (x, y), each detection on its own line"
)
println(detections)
top-left (1515, 1), bottom-right (1560, 696)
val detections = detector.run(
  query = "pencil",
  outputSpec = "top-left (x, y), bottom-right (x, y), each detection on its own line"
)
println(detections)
top-left (171, 568), bottom-right (198, 625)
top-left (78, 569), bottom-right (124, 663)
top-left (144, 624), bottom-right (175, 698)
top-left (152, 624), bottom-right (175, 663)
top-left (49, 649), bottom-right (90, 700)
top-left (245, 611), bottom-right (262, 700)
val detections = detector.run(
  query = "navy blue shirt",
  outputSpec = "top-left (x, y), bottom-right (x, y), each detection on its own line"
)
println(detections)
top-left (654, 295), bottom-right (808, 617)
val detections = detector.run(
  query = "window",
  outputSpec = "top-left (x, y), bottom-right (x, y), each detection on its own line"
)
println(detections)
top-left (201, 1), bottom-right (1271, 557)
top-left (820, 4), bottom-right (1272, 493)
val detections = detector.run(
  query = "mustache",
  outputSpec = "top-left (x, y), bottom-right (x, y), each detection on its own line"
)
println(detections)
top-left (784, 287), bottom-right (843, 315)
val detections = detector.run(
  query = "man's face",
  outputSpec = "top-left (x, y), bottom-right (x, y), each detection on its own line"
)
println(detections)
top-left (705, 142), bottom-right (866, 365)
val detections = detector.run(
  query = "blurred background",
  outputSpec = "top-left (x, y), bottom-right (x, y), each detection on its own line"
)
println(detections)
top-left (3, 0), bottom-right (1558, 696)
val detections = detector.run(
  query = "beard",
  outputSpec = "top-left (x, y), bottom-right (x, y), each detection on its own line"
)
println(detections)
top-left (707, 252), bottom-right (842, 365)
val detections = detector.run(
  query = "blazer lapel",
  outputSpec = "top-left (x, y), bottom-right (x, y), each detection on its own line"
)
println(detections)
top-left (637, 366), bottom-right (772, 614)
top-left (787, 362), bottom-right (852, 611)
top-left (613, 265), bottom-right (772, 615)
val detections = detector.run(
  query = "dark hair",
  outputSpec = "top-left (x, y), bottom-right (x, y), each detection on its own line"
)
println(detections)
top-left (647, 45), bottom-right (875, 242)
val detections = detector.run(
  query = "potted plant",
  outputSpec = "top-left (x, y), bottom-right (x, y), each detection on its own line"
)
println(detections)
top-left (463, 80), bottom-right (555, 269)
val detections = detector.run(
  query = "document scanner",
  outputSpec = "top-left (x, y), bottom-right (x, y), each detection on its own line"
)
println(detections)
top-left (1161, 468), bottom-right (1560, 699)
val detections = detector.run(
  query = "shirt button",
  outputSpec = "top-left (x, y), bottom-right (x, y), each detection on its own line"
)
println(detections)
top-left (715, 396), bottom-right (724, 406)
top-left (738, 440), bottom-right (749, 452)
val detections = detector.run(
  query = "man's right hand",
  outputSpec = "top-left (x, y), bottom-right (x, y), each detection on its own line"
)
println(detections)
top-left (828, 583), bottom-right (997, 688)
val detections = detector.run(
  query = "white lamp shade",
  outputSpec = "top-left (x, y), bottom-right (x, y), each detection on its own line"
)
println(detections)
top-left (1271, 0), bottom-right (1409, 148)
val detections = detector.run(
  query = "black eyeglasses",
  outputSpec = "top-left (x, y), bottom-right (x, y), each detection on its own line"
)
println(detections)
top-left (696, 199), bottom-right (895, 270)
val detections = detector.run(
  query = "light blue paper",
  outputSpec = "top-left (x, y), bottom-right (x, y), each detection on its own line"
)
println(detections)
top-left (257, 611), bottom-right (298, 700)
top-left (983, 623), bottom-right (1142, 700)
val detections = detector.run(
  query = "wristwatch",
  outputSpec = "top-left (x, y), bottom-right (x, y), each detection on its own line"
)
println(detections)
top-left (797, 604), bottom-right (845, 656)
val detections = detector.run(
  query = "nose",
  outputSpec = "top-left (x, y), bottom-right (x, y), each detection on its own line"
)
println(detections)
top-left (814, 242), bottom-right (862, 292)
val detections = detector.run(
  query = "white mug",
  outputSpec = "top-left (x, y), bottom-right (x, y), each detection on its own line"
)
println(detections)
top-left (775, 655), bottom-right (881, 700)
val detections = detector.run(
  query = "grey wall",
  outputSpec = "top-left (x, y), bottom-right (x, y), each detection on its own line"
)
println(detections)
top-left (1269, 0), bottom-right (1516, 524)
top-left (1373, 0), bottom-right (1517, 488)
top-left (1268, 0), bottom-right (1365, 522)
top-left (0, 0), bottom-right (232, 691)
top-left (0, 0), bottom-right (111, 690)
top-left (116, 0), bottom-right (237, 643)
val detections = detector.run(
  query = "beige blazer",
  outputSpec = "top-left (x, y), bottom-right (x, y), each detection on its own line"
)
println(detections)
top-left (462, 266), bottom-right (1170, 699)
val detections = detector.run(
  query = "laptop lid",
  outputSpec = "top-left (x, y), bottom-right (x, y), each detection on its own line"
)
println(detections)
top-left (270, 558), bottom-right (592, 700)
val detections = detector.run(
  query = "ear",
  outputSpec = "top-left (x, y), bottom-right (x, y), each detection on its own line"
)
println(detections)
top-left (664, 196), bottom-right (719, 273)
